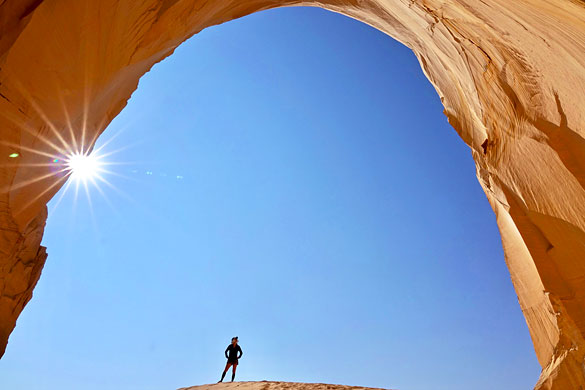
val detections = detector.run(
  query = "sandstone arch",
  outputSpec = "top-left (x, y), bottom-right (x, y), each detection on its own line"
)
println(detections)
top-left (1, 1), bottom-right (584, 388)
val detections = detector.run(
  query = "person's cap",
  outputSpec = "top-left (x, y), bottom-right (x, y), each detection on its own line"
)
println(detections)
top-left (232, 336), bottom-right (238, 340)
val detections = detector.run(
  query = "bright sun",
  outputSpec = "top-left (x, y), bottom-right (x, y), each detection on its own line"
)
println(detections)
top-left (66, 152), bottom-right (102, 182)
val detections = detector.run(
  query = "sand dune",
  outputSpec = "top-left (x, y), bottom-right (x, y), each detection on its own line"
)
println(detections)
top-left (179, 381), bottom-right (397, 390)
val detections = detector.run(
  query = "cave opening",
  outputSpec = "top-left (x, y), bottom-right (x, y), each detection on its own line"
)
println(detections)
top-left (0, 6), bottom-right (541, 390)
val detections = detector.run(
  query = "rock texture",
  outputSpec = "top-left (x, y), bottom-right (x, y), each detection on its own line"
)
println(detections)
top-left (179, 382), bottom-right (396, 390)
top-left (0, 0), bottom-right (584, 388)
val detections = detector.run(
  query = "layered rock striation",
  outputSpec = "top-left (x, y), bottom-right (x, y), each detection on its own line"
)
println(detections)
top-left (1, 1), bottom-right (585, 388)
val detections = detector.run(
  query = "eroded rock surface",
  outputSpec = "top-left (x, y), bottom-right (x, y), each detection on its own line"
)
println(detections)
top-left (1, 1), bottom-right (584, 388)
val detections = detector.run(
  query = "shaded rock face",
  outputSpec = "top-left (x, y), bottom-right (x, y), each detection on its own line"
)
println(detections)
top-left (0, 0), bottom-right (584, 388)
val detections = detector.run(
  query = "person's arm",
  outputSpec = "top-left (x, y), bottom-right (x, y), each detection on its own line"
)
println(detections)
top-left (225, 345), bottom-right (230, 359)
top-left (237, 346), bottom-right (243, 359)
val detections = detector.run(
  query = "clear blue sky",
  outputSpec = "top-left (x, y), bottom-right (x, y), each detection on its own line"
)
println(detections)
top-left (0, 7), bottom-right (539, 390)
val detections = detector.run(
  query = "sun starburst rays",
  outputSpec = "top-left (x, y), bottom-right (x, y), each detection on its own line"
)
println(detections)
top-left (1, 119), bottom-right (131, 217)
top-left (66, 152), bottom-right (104, 182)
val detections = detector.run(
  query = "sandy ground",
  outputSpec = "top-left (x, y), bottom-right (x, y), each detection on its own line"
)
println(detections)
top-left (179, 381), bottom-right (396, 390)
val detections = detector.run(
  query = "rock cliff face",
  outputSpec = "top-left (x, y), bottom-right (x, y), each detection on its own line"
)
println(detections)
top-left (1, 0), bottom-right (584, 388)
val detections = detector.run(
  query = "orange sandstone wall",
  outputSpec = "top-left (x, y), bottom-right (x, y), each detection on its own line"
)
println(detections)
top-left (1, 1), bottom-right (584, 388)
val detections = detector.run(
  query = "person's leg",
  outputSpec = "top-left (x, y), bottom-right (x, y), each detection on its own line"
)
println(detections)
top-left (231, 364), bottom-right (237, 382)
top-left (220, 362), bottom-right (232, 382)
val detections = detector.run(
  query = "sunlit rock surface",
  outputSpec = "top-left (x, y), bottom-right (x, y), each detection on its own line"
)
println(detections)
top-left (1, 1), bottom-right (585, 388)
top-left (179, 382), bottom-right (396, 390)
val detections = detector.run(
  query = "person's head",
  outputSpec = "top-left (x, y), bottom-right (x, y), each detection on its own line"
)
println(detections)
top-left (231, 337), bottom-right (238, 345)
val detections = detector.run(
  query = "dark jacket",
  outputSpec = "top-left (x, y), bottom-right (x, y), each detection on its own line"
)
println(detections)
top-left (225, 344), bottom-right (243, 363)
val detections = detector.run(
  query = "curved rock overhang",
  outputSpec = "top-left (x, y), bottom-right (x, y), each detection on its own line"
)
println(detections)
top-left (1, 1), bottom-right (584, 388)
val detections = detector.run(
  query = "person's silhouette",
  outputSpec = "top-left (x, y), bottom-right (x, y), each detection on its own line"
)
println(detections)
top-left (219, 337), bottom-right (243, 382)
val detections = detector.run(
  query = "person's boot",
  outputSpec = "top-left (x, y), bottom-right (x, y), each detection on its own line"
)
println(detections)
top-left (219, 371), bottom-right (226, 383)
top-left (231, 372), bottom-right (235, 382)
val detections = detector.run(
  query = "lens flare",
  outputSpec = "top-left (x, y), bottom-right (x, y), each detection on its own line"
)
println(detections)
top-left (66, 152), bottom-right (102, 182)
top-left (0, 83), bottom-right (137, 219)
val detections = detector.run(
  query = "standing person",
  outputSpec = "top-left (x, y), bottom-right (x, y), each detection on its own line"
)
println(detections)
top-left (219, 337), bottom-right (243, 382)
